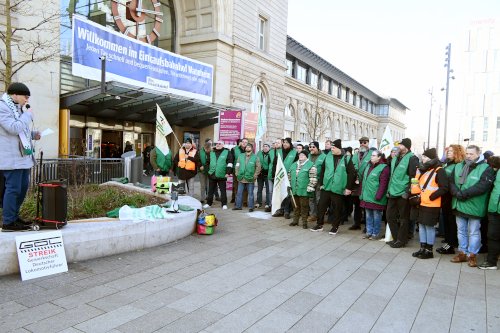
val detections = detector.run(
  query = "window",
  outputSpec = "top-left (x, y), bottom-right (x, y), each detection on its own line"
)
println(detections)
top-left (310, 72), bottom-right (318, 88)
top-left (483, 117), bottom-right (488, 141)
top-left (285, 104), bottom-right (294, 117)
top-left (343, 122), bottom-right (349, 140)
top-left (497, 116), bottom-right (500, 129)
top-left (352, 92), bottom-right (357, 106)
top-left (297, 65), bottom-right (307, 82)
top-left (322, 78), bottom-right (330, 94)
top-left (351, 124), bottom-right (356, 140)
top-left (258, 16), bottom-right (267, 51)
top-left (300, 132), bottom-right (308, 142)
top-left (284, 130), bottom-right (294, 139)
top-left (335, 119), bottom-right (341, 139)
top-left (286, 59), bottom-right (293, 76)
top-left (471, 130), bottom-right (475, 141)
top-left (251, 84), bottom-right (267, 137)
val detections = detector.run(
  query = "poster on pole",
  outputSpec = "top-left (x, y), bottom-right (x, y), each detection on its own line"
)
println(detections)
top-left (15, 231), bottom-right (68, 281)
top-left (218, 110), bottom-right (243, 146)
top-left (244, 112), bottom-right (258, 146)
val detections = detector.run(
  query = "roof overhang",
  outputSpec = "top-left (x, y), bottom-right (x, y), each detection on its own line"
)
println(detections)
top-left (60, 81), bottom-right (242, 128)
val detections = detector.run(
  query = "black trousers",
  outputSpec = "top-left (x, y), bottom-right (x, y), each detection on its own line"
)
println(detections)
top-left (387, 197), bottom-right (410, 244)
top-left (207, 179), bottom-right (227, 206)
top-left (441, 193), bottom-right (458, 247)
top-left (317, 190), bottom-right (344, 229)
top-left (487, 213), bottom-right (500, 263)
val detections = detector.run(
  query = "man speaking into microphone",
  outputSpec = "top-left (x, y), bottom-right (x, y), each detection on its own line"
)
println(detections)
top-left (0, 82), bottom-right (41, 231)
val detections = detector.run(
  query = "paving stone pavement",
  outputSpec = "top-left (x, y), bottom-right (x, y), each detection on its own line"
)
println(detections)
top-left (1, 197), bottom-right (499, 332)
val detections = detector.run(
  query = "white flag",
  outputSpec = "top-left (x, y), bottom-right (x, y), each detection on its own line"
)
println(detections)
top-left (379, 126), bottom-right (394, 158)
top-left (255, 106), bottom-right (267, 140)
top-left (271, 155), bottom-right (290, 215)
top-left (155, 104), bottom-right (172, 155)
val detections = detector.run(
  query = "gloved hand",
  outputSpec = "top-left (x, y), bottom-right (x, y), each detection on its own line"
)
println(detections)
top-left (307, 185), bottom-right (315, 192)
top-left (455, 191), bottom-right (467, 201)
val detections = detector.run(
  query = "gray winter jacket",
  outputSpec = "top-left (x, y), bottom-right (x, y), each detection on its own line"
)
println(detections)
top-left (0, 98), bottom-right (35, 170)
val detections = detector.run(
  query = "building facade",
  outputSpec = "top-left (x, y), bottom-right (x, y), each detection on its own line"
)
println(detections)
top-left (2, 0), bottom-right (407, 159)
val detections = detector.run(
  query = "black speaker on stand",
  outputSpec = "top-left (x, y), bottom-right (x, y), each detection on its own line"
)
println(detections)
top-left (39, 179), bottom-right (68, 228)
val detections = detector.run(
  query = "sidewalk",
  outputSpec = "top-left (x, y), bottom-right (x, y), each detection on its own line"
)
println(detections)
top-left (1, 199), bottom-right (498, 332)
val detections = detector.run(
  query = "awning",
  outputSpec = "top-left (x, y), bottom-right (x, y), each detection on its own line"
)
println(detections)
top-left (60, 81), bottom-right (242, 128)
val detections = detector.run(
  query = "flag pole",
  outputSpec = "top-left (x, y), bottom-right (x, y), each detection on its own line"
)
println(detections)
top-left (170, 130), bottom-right (182, 148)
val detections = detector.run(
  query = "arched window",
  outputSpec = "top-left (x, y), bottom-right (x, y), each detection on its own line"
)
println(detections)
top-left (351, 124), bottom-right (356, 140)
top-left (343, 122), bottom-right (349, 140)
top-left (335, 119), bottom-right (341, 139)
top-left (252, 84), bottom-right (267, 114)
top-left (285, 104), bottom-right (294, 117)
top-left (325, 116), bottom-right (332, 139)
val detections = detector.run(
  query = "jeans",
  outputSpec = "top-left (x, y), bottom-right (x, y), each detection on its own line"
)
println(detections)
top-left (456, 216), bottom-right (482, 255)
top-left (257, 176), bottom-right (270, 206)
top-left (236, 182), bottom-right (254, 209)
top-left (365, 209), bottom-right (383, 236)
top-left (419, 224), bottom-right (436, 245)
top-left (2, 169), bottom-right (30, 225)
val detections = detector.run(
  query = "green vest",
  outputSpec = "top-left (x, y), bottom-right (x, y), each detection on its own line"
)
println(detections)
top-left (209, 149), bottom-right (228, 178)
top-left (155, 148), bottom-right (172, 172)
top-left (283, 149), bottom-right (297, 172)
top-left (237, 153), bottom-right (257, 182)
top-left (199, 149), bottom-right (209, 174)
top-left (310, 152), bottom-right (326, 176)
top-left (290, 160), bottom-right (314, 197)
top-left (452, 161), bottom-right (490, 217)
top-left (233, 146), bottom-right (243, 161)
top-left (488, 169), bottom-right (500, 214)
top-left (323, 153), bottom-right (348, 195)
top-left (268, 148), bottom-right (282, 180)
top-left (360, 163), bottom-right (388, 206)
top-left (257, 151), bottom-right (270, 171)
top-left (444, 161), bottom-right (457, 176)
top-left (353, 151), bottom-right (371, 179)
top-left (388, 152), bottom-right (415, 197)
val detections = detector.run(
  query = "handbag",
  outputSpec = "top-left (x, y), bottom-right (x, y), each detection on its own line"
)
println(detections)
top-left (408, 169), bottom-right (436, 206)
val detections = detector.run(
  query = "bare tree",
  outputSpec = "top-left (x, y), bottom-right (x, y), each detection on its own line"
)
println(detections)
top-left (0, 0), bottom-right (60, 90)
top-left (303, 92), bottom-right (329, 141)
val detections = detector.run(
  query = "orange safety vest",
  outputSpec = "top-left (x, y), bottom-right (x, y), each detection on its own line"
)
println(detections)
top-left (415, 167), bottom-right (442, 208)
top-left (178, 148), bottom-right (197, 171)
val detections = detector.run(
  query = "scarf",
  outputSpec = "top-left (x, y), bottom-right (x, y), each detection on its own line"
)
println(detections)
top-left (1, 93), bottom-right (32, 155)
top-left (459, 159), bottom-right (475, 185)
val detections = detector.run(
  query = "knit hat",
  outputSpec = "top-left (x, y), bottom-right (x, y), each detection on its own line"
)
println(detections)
top-left (7, 82), bottom-right (30, 96)
top-left (332, 139), bottom-right (342, 149)
top-left (185, 138), bottom-right (193, 144)
top-left (263, 143), bottom-right (270, 148)
top-left (298, 150), bottom-right (309, 158)
top-left (283, 137), bottom-right (292, 145)
top-left (422, 148), bottom-right (437, 160)
top-left (309, 141), bottom-right (319, 149)
top-left (483, 150), bottom-right (494, 160)
top-left (400, 138), bottom-right (412, 150)
top-left (359, 136), bottom-right (369, 142)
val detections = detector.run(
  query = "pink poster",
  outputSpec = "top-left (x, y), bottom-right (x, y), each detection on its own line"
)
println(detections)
top-left (244, 112), bottom-right (258, 143)
top-left (219, 110), bottom-right (243, 145)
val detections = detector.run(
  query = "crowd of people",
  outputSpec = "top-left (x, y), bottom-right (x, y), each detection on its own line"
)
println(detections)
top-left (164, 134), bottom-right (500, 271)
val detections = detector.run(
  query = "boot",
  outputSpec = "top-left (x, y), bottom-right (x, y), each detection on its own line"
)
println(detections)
top-left (302, 220), bottom-right (308, 229)
top-left (468, 253), bottom-right (477, 267)
top-left (412, 243), bottom-right (425, 258)
top-left (450, 251), bottom-right (467, 263)
top-left (418, 244), bottom-right (434, 259)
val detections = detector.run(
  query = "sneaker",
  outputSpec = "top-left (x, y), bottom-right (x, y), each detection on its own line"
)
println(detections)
top-left (468, 254), bottom-right (477, 267)
top-left (1, 222), bottom-right (30, 232)
top-left (310, 224), bottom-right (323, 232)
top-left (348, 225), bottom-right (361, 230)
top-left (264, 205), bottom-right (271, 212)
top-left (329, 227), bottom-right (338, 235)
top-left (203, 204), bottom-right (211, 209)
top-left (222, 205), bottom-right (228, 210)
top-left (362, 234), bottom-right (370, 239)
top-left (478, 261), bottom-right (498, 270)
top-left (255, 204), bottom-right (261, 209)
top-left (232, 207), bottom-right (242, 210)
top-left (450, 251), bottom-right (467, 263)
top-left (249, 208), bottom-right (254, 212)
top-left (390, 241), bottom-right (405, 248)
top-left (436, 243), bottom-right (455, 255)
top-left (417, 249), bottom-right (434, 259)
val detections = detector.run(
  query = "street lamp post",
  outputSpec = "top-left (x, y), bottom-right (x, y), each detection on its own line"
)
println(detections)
top-left (427, 88), bottom-right (434, 149)
top-left (443, 43), bottom-right (454, 151)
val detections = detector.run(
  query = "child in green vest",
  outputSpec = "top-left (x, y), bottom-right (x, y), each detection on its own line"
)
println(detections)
top-left (289, 150), bottom-right (317, 229)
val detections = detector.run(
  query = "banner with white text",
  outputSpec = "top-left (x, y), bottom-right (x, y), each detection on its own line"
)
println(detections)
top-left (72, 15), bottom-right (213, 102)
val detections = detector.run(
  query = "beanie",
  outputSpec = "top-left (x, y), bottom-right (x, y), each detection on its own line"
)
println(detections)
top-left (299, 150), bottom-right (309, 158)
top-left (484, 150), bottom-right (494, 160)
top-left (422, 148), bottom-right (437, 160)
top-left (309, 141), bottom-right (319, 149)
top-left (185, 138), bottom-right (193, 144)
top-left (7, 82), bottom-right (30, 96)
top-left (332, 139), bottom-right (342, 150)
top-left (263, 143), bottom-right (270, 148)
top-left (400, 138), bottom-right (412, 150)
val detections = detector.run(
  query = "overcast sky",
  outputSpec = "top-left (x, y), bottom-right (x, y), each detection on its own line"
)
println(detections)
top-left (287, 0), bottom-right (500, 151)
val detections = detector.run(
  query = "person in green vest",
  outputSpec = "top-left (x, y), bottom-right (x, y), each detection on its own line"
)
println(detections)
top-left (230, 138), bottom-right (248, 204)
top-left (478, 155), bottom-right (500, 270)
top-left (310, 139), bottom-right (356, 235)
top-left (386, 138), bottom-right (419, 248)
top-left (150, 147), bottom-right (172, 176)
top-left (233, 143), bottom-right (261, 212)
top-left (307, 141), bottom-right (325, 224)
top-left (256, 143), bottom-right (271, 211)
top-left (267, 138), bottom-right (283, 211)
top-left (359, 150), bottom-right (390, 240)
top-left (198, 139), bottom-right (220, 203)
top-left (288, 150), bottom-right (317, 229)
top-left (436, 144), bottom-right (466, 255)
top-left (202, 140), bottom-right (234, 210)
top-left (271, 138), bottom-right (298, 219)
top-left (348, 136), bottom-right (372, 231)
top-left (449, 145), bottom-right (494, 267)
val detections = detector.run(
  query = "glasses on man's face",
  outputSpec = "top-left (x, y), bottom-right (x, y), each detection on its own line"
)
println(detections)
top-left (360, 141), bottom-right (368, 144)
top-left (309, 146), bottom-right (316, 149)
